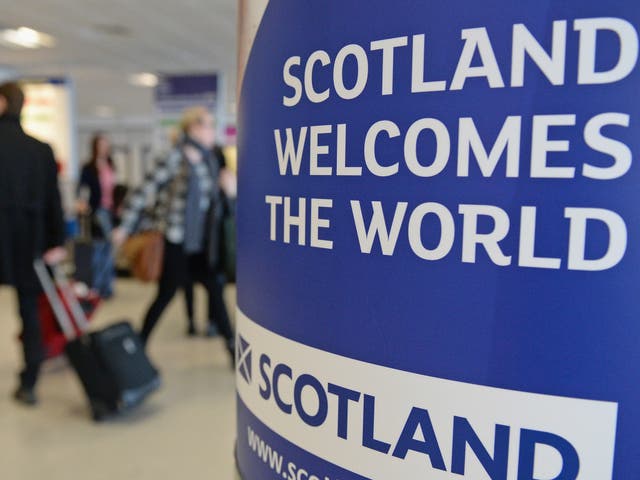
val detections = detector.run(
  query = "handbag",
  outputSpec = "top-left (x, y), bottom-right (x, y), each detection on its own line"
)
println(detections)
top-left (122, 231), bottom-right (165, 282)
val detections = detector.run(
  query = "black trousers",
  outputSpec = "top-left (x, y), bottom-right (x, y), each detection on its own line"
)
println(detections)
top-left (16, 288), bottom-right (43, 389)
top-left (140, 241), bottom-right (233, 345)
top-left (183, 278), bottom-right (195, 326)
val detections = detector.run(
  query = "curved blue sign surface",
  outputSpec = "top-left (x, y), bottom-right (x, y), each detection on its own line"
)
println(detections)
top-left (237, 1), bottom-right (639, 478)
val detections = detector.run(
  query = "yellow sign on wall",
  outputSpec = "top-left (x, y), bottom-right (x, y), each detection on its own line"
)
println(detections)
top-left (21, 79), bottom-right (76, 180)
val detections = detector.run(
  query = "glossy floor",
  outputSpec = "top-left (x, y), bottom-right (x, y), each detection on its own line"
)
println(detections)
top-left (0, 279), bottom-right (238, 480)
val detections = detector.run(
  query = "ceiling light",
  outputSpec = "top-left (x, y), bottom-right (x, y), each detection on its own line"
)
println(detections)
top-left (0, 27), bottom-right (55, 49)
top-left (129, 73), bottom-right (159, 88)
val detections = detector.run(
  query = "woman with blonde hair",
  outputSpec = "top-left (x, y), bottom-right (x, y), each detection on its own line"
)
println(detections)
top-left (113, 107), bottom-right (234, 362)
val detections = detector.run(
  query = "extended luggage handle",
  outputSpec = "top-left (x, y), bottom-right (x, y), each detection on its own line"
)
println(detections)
top-left (33, 259), bottom-right (91, 341)
top-left (53, 264), bottom-right (92, 333)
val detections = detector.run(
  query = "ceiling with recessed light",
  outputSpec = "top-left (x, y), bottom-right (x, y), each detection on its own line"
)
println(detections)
top-left (1, 0), bottom-right (237, 122)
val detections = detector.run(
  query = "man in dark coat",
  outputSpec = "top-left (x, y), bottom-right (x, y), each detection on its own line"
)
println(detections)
top-left (0, 82), bottom-right (66, 405)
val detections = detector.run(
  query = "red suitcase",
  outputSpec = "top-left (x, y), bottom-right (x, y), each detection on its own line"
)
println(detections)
top-left (36, 279), bottom-right (100, 359)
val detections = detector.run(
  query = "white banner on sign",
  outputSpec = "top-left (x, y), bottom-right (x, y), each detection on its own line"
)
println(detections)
top-left (236, 309), bottom-right (617, 480)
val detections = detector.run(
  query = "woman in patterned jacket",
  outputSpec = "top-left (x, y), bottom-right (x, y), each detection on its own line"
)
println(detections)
top-left (113, 107), bottom-right (235, 363)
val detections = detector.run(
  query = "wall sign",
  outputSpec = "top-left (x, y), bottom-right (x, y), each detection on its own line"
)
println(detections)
top-left (21, 77), bottom-right (77, 179)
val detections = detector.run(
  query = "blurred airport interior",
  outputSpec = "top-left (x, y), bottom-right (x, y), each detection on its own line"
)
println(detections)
top-left (0, 2), bottom-right (241, 479)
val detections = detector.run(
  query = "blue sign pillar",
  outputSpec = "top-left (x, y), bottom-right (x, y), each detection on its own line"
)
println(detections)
top-left (236, 2), bottom-right (639, 478)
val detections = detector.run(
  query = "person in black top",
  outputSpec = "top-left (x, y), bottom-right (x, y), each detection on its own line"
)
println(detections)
top-left (77, 133), bottom-right (117, 298)
top-left (0, 82), bottom-right (66, 406)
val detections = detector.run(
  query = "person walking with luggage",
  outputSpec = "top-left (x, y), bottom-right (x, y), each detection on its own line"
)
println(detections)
top-left (113, 107), bottom-right (234, 363)
top-left (0, 82), bottom-right (66, 406)
top-left (77, 133), bottom-right (117, 298)
top-left (182, 143), bottom-right (236, 338)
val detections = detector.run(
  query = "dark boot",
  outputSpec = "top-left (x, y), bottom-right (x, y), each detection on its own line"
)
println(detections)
top-left (204, 323), bottom-right (219, 338)
top-left (186, 321), bottom-right (197, 337)
top-left (13, 386), bottom-right (38, 406)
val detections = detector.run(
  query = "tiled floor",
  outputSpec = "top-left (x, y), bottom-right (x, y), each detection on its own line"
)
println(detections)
top-left (0, 279), bottom-right (239, 480)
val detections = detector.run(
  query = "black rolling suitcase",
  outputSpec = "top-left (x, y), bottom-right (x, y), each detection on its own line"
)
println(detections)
top-left (34, 260), bottom-right (161, 421)
top-left (73, 213), bottom-right (96, 287)
top-left (73, 213), bottom-right (113, 292)
top-left (73, 240), bottom-right (94, 287)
